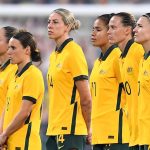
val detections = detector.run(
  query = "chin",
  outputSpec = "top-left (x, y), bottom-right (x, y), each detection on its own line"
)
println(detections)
top-left (134, 39), bottom-right (138, 42)
top-left (134, 38), bottom-right (140, 43)
top-left (109, 41), bottom-right (115, 44)
top-left (10, 60), bottom-right (15, 64)
top-left (136, 41), bottom-right (142, 44)
top-left (48, 36), bottom-right (52, 39)
top-left (92, 43), bottom-right (97, 47)
top-left (48, 35), bottom-right (55, 39)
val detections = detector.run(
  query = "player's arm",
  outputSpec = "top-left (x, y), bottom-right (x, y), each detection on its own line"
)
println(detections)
top-left (75, 79), bottom-right (92, 144)
top-left (0, 110), bottom-right (5, 134)
top-left (0, 110), bottom-right (8, 149)
top-left (0, 100), bottom-right (33, 145)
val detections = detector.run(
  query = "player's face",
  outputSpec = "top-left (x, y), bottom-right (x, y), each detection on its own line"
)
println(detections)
top-left (91, 19), bottom-right (109, 47)
top-left (7, 38), bottom-right (26, 65)
top-left (0, 28), bottom-right (8, 56)
top-left (48, 13), bottom-right (68, 40)
top-left (108, 16), bottom-right (128, 44)
top-left (134, 16), bottom-right (150, 44)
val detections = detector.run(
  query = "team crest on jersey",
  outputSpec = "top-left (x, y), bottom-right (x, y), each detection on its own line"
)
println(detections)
top-left (14, 84), bottom-right (21, 89)
top-left (99, 69), bottom-right (107, 74)
top-left (127, 67), bottom-right (133, 74)
top-left (56, 63), bottom-right (62, 69)
top-left (143, 70), bottom-right (149, 76)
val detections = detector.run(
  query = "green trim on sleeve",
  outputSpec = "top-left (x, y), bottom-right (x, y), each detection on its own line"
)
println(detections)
top-left (22, 96), bottom-right (36, 104)
top-left (74, 75), bottom-right (88, 81)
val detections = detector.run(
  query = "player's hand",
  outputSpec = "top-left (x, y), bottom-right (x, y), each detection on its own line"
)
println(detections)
top-left (0, 133), bottom-right (7, 147)
top-left (0, 144), bottom-right (7, 150)
top-left (86, 128), bottom-right (92, 145)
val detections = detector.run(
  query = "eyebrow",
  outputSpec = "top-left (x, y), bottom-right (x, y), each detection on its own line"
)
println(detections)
top-left (48, 18), bottom-right (59, 21)
top-left (93, 27), bottom-right (101, 29)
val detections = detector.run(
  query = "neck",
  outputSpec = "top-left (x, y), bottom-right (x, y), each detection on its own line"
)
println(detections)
top-left (142, 41), bottom-right (150, 53)
top-left (118, 37), bottom-right (132, 52)
top-left (55, 35), bottom-right (70, 48)
top-left (0, 53), bottom-right (9, 65)
top-left (100, 43), bottom-right (112, 54)
top-left (18, 59), bottom-right (31, 73)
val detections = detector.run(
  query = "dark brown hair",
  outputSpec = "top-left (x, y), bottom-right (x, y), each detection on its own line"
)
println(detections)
top-left (12, 31), bottom-right (41, 62)
top-left (113, 12), bottom-right (136, 36)
top-left (3, 26), bottom-right (18, 43)
top-left (142, 13), bottom-right (150, 21)
top-left (96, 13), bottom-right (114, 29)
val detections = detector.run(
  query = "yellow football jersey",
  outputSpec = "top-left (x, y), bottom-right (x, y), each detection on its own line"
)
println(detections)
top-left (138, 51), bottom-right (150, 145)
top-left (0, 60), bottom-right (17, 116)
top-left (46, 38), bottom-right (88, 135)
top-left (90, 45), bottom-right (129, 144)
top-left (119, 39), bottom-right (144, 146)
top-left (3, 62), bottom-right (44, 150)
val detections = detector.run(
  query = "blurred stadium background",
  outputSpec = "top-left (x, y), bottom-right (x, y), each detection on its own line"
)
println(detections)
top-left (0, 1), bottom-right (149, 149)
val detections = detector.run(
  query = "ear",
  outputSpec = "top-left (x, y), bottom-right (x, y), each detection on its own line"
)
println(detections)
top-left (65, 24), bottom-right (71, 33)
top-left (125, 26), bottom-right (132, 36)
top-left (25, 46), bottom-right (31, 55)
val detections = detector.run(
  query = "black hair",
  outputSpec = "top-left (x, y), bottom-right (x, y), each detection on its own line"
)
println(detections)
top-left (12, 31), bottom-right (41, 62)
top-left (96, 13), bottom-right (114, 29)
top-left (114, 12), bottom-right (136, 36)
top-left (3, 26), bottom-right (18, 43)
top-left (142, 13), bottom-right (150, 20)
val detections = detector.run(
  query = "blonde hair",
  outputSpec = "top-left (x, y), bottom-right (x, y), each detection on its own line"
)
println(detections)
top-left (52, 8), bottom-right (80, 31)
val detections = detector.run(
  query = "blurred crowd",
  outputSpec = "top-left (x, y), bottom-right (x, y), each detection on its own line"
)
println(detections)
top-left (0, 0), bottom-right (149, 4)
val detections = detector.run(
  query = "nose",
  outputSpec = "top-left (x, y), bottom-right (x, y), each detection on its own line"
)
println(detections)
top-left (107, 28), bottom-right (110, 34)
top-left (47, 23), bottom-right (50, 29)
top-left (48, 22), bottom-right (53, 29)
top-left (91, 32), bottom-right (95, 37)
top-left (92, 29), bottom-right (96, 36)
top-left (91, 33), bottom-right (96, 40)
top-left (133, 26), bottom-right (137, 33)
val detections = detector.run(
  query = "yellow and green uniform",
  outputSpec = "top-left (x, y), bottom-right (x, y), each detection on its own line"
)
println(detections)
top-left (90, 45), bottom-right (129, 145)
top-left (119, 39), bottom-right (144, 146)
top-left (3, 62), bottom-right (44, 150)
top-left (138, 51), bottom-right (150, 145)
top-left (46, 38), bottom-right (88, 136)
top-left (0, 60), bottom-right (17, 116)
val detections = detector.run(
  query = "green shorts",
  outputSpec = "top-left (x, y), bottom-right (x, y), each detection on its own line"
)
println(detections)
top-left (93, 143), bottom-right (129, 150)
top-left (129, 145), bottom-right (139, 150)
top-left (46, 134), bottom-right (86, 150)
top-left (139, 145), bottom-right (149, 150)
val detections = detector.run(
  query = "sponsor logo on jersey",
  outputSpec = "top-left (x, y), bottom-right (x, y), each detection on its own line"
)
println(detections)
top-left (56, 63), bottom-right (62, 69)
top-left (14, 84), bottom-right (21, 89)
top-left (143, 70), bottom-right (149, 76)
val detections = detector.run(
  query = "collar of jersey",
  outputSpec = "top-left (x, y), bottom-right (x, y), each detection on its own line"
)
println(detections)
top-left (0, 59), bottom-right (10, 71)
top-left (16, 62), bottom-right (32, 77)
top-left (121, 39), bottom-right (134, 58)
top-left (144, 51), bottom-right (150, 60)
top-left (55, 38), bottom-right (73, 53)
top-left (99, 44), bottom-right (117, 61)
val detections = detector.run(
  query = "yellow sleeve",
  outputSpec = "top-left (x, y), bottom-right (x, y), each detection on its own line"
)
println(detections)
top-left (113, 56), bottom-right (122, 84)
top-left (22, 69), bottom-right (44, 104)
top-left (113, 52), bottom-right (126, 109)
top-left (68, 43), bottom-right (88, 81)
